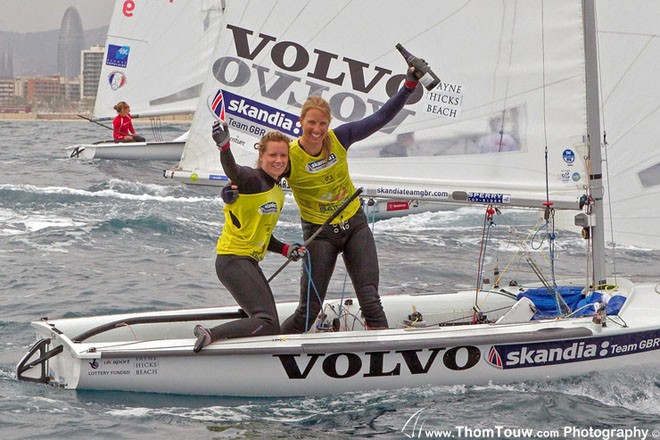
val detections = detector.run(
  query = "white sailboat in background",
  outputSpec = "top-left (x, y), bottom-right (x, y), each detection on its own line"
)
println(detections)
top-left (66, 0), bottom-right (225, 161)
top-left (19, 0), bottom-right (660, 397)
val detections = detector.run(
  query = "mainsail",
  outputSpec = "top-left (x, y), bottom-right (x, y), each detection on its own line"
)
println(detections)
top-left (169, 0), bottom-right (588, 210)
top-left (596, 0), bottom-right (660, 250)
top-left (92, 0), bottom-right (225, 121)
top-left (167, 0), bottom-right (660, 251)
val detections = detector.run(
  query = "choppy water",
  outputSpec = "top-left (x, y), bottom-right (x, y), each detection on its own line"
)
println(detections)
top-left (1, 120), bottom-right (659, 439)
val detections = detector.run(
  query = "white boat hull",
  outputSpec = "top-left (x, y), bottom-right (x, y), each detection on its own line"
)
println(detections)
top-left (66, 140), bottom-right (185, 161)
top-left (16, 280), bottom-right (660, 397)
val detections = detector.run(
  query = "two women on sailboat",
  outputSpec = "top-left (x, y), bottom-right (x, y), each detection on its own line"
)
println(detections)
top-left (193, 125), bottom-right (305, 353)
top-left (277, 67), bottom-right (422, 333)
top-left (112, 101), bottom-right (145, 142)
top-left (215, 66), bottom-right (422, 336)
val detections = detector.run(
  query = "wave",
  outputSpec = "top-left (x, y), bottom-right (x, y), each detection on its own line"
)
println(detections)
top-left (0, 182), bottom-right (219, 204)
top-left (54, 369), bottom-right (660, 438)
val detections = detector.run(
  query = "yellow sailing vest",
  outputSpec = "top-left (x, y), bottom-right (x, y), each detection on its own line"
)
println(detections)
top-left (287, 129), bottom-right (360, 224)
top-left (216, 185), bottom-right (284, 261)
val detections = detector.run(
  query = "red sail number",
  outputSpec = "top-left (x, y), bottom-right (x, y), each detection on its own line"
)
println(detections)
top-left (122, 0), bottom-right (136, 17)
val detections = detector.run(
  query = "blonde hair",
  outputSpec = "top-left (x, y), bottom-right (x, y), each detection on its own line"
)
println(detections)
top-left (256, 131), bottom-right (291, 175)
top-left (113, 101), bottom-right (129, 113)
top-left (300, 95), bottom-right (333, 162)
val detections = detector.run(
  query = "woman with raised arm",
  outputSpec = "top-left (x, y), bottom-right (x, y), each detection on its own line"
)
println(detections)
top-left (193, 124), bottom-right (305, 352)
top-left (279, 67), bottom-right (421, 334)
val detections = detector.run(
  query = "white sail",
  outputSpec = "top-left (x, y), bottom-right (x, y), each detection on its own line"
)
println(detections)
top-left (92, 0), bottom-right (224, 121)
top-left (169, 0), bottom-right (589, 210)
top-left (345, 0), bottom-right (589, 210)
top-left (168, 0), bottom-right (660, 249)
top-left (596, 1), bottom-right (660, 249)
top-left (549, 1), bottom-right (660, 250)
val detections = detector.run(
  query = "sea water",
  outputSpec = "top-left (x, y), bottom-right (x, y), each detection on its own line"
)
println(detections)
top-left (1, 120), bottom-right (659, 439)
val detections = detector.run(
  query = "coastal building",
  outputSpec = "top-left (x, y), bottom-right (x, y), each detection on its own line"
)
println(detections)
top-left (58, 7), bottom-right (84, 78)
top-left (23, 76), bottom-right (61, 103)
top-left (0, 47), bottom-right (14, 78)
top-left (1, 6), bottom-right (104, 113)
top-left (80, 45), bottom-right (104, 100)
top-left (0, 78), bottom-right (14, 103)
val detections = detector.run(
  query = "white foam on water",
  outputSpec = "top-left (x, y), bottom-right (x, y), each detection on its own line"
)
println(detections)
top-left (0, 182), bottom-right (218, 205)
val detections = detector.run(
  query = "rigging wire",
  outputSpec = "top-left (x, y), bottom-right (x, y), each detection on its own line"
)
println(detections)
top-left (301, 251), bottom-right (323, 333)
top-left (538, 1), bottom-right (572, 317)
top-left (542, 146), bottom-right (572, 316)
top-left (473, 205), bottom-right (496, 322)
top-left (150, 117), bottom-right (164, 142)
top-left (592, 2), bottom-right (618, 284)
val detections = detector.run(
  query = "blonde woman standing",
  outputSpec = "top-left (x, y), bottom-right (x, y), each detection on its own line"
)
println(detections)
top-left (280, 68), bottom-right (421, 333)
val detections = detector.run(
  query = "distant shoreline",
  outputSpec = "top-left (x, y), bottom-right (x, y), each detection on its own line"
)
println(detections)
top-left (0, 113), bottom-right (193, 123)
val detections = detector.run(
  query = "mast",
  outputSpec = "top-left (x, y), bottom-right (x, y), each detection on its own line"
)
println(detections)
top-left (582, 0), bottom-right (606, 285)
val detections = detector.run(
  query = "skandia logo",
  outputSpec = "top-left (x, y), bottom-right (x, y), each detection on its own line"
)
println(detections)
top-left (259, 201), bottom-right (279, 215)
top-left (487, 346), bottom-right (503, 369)
top-left (488, 330), bottom-right (660, 370)
top-left (306, 153), bottom-right (338, 173)
top-left (486, 340), bottom-right (604, 369)
top-left (224, 91), bottom-right (300, 137)
top-left (503, 341), bottom-right (601, 367)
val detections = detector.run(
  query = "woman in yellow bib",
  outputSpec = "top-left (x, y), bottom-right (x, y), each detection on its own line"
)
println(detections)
top-left (193, 124), bottom-right (305, 353)
top-left (280, 68), bottom-right (421, 333)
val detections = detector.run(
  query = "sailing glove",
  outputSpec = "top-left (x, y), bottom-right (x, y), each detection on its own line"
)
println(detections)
top-left (221, 184), bottom-right (238, 204)
top-left (212, 121), bottom-right (230, 151)
top-left (283, 243), bottom-right (306, 261)
top-left (405, 66), bottom-right (420, 89)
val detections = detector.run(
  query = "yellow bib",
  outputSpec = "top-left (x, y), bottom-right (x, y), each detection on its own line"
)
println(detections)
top-left (287, 130), bottom-right (360, 224)
top-left (216, 185), bottom-right (284, 261)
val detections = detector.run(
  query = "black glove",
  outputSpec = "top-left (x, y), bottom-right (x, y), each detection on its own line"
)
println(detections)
top-left (212, 121), bottom-right (230, 149)
top-left (221, 184), bottom-right (238, 204)
top-left (283, 243), bottom-right (306, 261)
top-left (406, 66), bottom-right (419, 84)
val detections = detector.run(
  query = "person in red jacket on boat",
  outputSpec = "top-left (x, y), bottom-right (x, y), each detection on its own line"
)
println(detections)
top-left (112, 101), bottom-right (145, 142)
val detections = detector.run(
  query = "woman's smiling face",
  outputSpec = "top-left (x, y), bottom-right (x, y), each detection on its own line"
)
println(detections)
top-left (259, 140), bottom-right (289, 179)
top-left (299, 108), bottom-right (330, 155)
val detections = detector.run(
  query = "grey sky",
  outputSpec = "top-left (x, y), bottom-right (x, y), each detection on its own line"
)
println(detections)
top-left (1, 0), bottom-right (114, 33)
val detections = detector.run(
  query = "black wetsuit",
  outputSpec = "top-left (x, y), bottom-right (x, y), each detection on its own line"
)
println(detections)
top-left (209, 146), bottom-right (286, 341)
top-left (280, 84), bottom-right (416, 333)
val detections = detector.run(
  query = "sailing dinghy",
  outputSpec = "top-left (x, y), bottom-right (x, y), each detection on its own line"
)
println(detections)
top-left (19, 0), bottom-right (660, 397)
top-left (65, 0), bottom-right (225, 161)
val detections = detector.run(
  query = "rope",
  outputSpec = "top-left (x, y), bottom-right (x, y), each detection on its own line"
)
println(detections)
top-left (476, 206), bottom-right (497, 290)
top-left (473, 206), bottom-right (496, 322)
top-left (301, 251), bottom-right (323, 333)
top-left (150, 117), bottom-right (164, 141)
